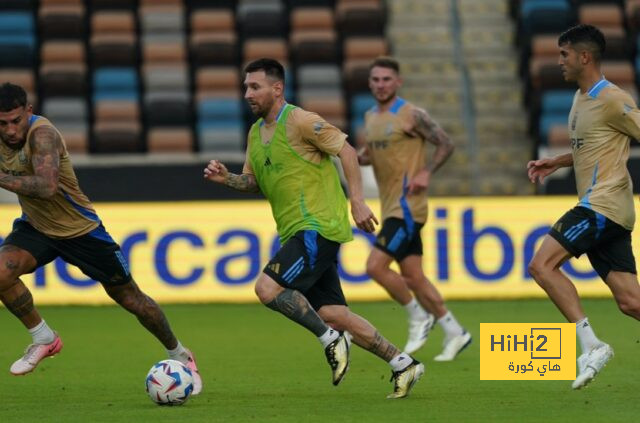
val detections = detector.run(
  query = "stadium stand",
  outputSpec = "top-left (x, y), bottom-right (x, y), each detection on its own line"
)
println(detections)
top-left (6, 0), bottom-right (639, 199)
top-left (512, 0), bottom-right (640, 195)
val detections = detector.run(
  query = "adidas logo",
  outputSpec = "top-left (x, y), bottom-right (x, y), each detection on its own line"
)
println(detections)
top-left (267, 262), bottom-right (280, 274)
top-left (264, 157), bottom-right (272, 166)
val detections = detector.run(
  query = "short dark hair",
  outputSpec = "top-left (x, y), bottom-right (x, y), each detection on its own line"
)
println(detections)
top-left (0, 82), bottom-right (27, 112)
top-left (244, 58), bottom-right (285, 83)
top-left (369, 56), bottom-right (400, 73)
top-left (558, 24), bottom-right (606, 63)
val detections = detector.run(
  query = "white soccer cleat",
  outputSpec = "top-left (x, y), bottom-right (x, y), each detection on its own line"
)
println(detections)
top-left (183, 349), bottom-right (203, 395)
top-left (572, 343), bottom-right (613, 390)
top-left (434, 330), bottom-right (472, 362)
top-left (324, 332), bottom-right (350, 386)
top-left (403, 313), bottom-right (436, 354)
top-left (10, 334), bottom-right (63, 375)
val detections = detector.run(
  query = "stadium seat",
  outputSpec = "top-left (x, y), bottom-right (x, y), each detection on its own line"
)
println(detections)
top-left (290, 7), bottom-right (334, 32)
top-left (0, 12), bottom-right (36, 67)
top-left (296, 65), bottom-right (342, 91)
top-left (541, 90), bottom-right (574, 115)
top-left (42, 97), bottom-right (87, 123)
top-left (198, 98), bottom-right (243, 121)
top-left (350, 93), bottom-right (376, 116)
top-left (299, 96), bottom-right (347, 130)
top-left (0, 70), bottom-right (36, 94)
top-left (290, 30), bottom-right (339, 65)
top-left (42, 98), bottom-right (89, 153)
top-left (626, 0), bottom-right (640, 32)
top-left (147, 128), bottom-right (194, 153)
top-left (143, 40), bottom-right (187, 64)
top-left (90, 34), bottom-right (137, 67)
top-left (547, 125), bottom-right (570, 148)
top-left (92, 67), bottom-right (139, 102)
top-left (40, 63), bottom-right (87, 97)
top-left (92, 10), bottom-right (136, 35)
top-left (145, 92), bottom-right (192, 126)
top-left (190, 33), bottom-right (239, 67)
top-left (143, 64), bottom-right (189, 94)
top-left (139, 4), bottom-right (185, 36)
top-left (602, 61), bottom-right (635, 87)
top-left (195, 67), bottom-right (241, 98)
top-left (41, 40), bottom-right (85, 64)
top-left (343, 59), bottom-right (371, 95)
top-left (237, 1), bottom-right (286, 38)
top-left (59, 125), bottom-right (89, 153)
top-left (92, 121), bottom-right (143, 153)
top-left (243, 38), bottom-right (289, 65)
top-left (198, 122), bottom-right (245, 152)
top-left (94, 100), bottom-right (140, 124)
top-left (39, 4), bottom-right (86, 40)
top-left (519, 0), bottom-right (573, 41)
top-left (190, 9), bottom-right (234, 34)
top-left (336, 0), bottom-right (386, 37)
top-left (343, 37), bottom-right (388, 61)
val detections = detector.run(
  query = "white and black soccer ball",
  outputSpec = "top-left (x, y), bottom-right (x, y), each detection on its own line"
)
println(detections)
top-left (145, 359), bottom-right (194, 406)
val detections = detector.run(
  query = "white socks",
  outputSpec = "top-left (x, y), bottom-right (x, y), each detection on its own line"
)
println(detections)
top-left (167, 341), bottom-right (189, 364)
top-left (437, 311), bottom-right (464, 339)
top-left (404, 298), bottom-right (429, 321)
top-left (29, 320), bottom-right (56, 345)
top-left (576, 317), bottom-right (601, 353)
top-left (318, 328), bottom-right (340, 348)
top-left (389, 352), bottom-right (412, 371)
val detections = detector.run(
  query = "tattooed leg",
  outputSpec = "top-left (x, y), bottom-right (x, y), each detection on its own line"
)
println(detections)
top-left (104, 280), bottom-right (178, 349)
top-left (343, 312), bottom-right (401, 362)
top-left (0, 279), bottom-right (43, 328)
top-left (265, 289), bottom-right (329, 337)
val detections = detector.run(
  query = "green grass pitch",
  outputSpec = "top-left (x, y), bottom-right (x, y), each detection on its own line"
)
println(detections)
top-left (1, 299), bottom-right (637, 422)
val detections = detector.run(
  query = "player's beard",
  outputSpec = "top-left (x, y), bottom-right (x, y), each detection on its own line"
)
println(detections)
top-left (0, 132), bottom-right (26, 150)
top-left (251, 97), bottom-right (275, 119)
top-left (376, 91), bottom-right (396, 106)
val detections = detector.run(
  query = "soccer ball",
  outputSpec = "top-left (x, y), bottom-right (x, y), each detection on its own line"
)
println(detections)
top-left (145, 359), bottom-right (194, 406)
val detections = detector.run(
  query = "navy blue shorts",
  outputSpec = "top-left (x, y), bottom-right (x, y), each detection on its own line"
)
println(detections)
top-left (3, 219), bottom-right (131, 285)
top-left (374, 217), bottom-right (425, 261)
top-left (263, 230), bottom-right (347, 311)
top-left (549, 206), bottom-right (636, 280)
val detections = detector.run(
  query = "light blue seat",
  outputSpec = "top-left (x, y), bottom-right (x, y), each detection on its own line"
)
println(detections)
top-left (351, 93), bottom-right (376, 117)
top-left (541, 90), bottom-right (575, 115)
top-left (93, 68), bottom-right (139, 102)
top-left (198, 99), bottom-right (243, 121)
top-left (0, 12), bottom-right (34, 35)
top-left (539, 113), bottom-right (568, 144)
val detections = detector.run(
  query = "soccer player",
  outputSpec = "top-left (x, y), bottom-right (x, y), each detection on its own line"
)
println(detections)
top-left (358, 57), bottom-right (471, 359)
top-left (0, 83), bottom-right (202, 394)
top-left (204, 58), bottom-right (424, 398)
top-left (528, 24), bottom-right (640, 389)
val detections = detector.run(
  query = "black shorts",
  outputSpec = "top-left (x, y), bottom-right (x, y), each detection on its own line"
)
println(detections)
top-left (263, 230), bottom-right (347, 311)
top-left (374, 217), bottom-right (425, 261)
top-left (3, 219), bottom-right (132, 285)
top-left (549, 206), bottom-right (636, 280)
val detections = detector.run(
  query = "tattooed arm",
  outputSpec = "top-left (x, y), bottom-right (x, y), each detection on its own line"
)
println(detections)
top-left (405, 107), bottom-right (455, 195)
top-left (203, 159), bottom-right (260, 193)
top-left (0, 126), bottom-right (60, 198)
